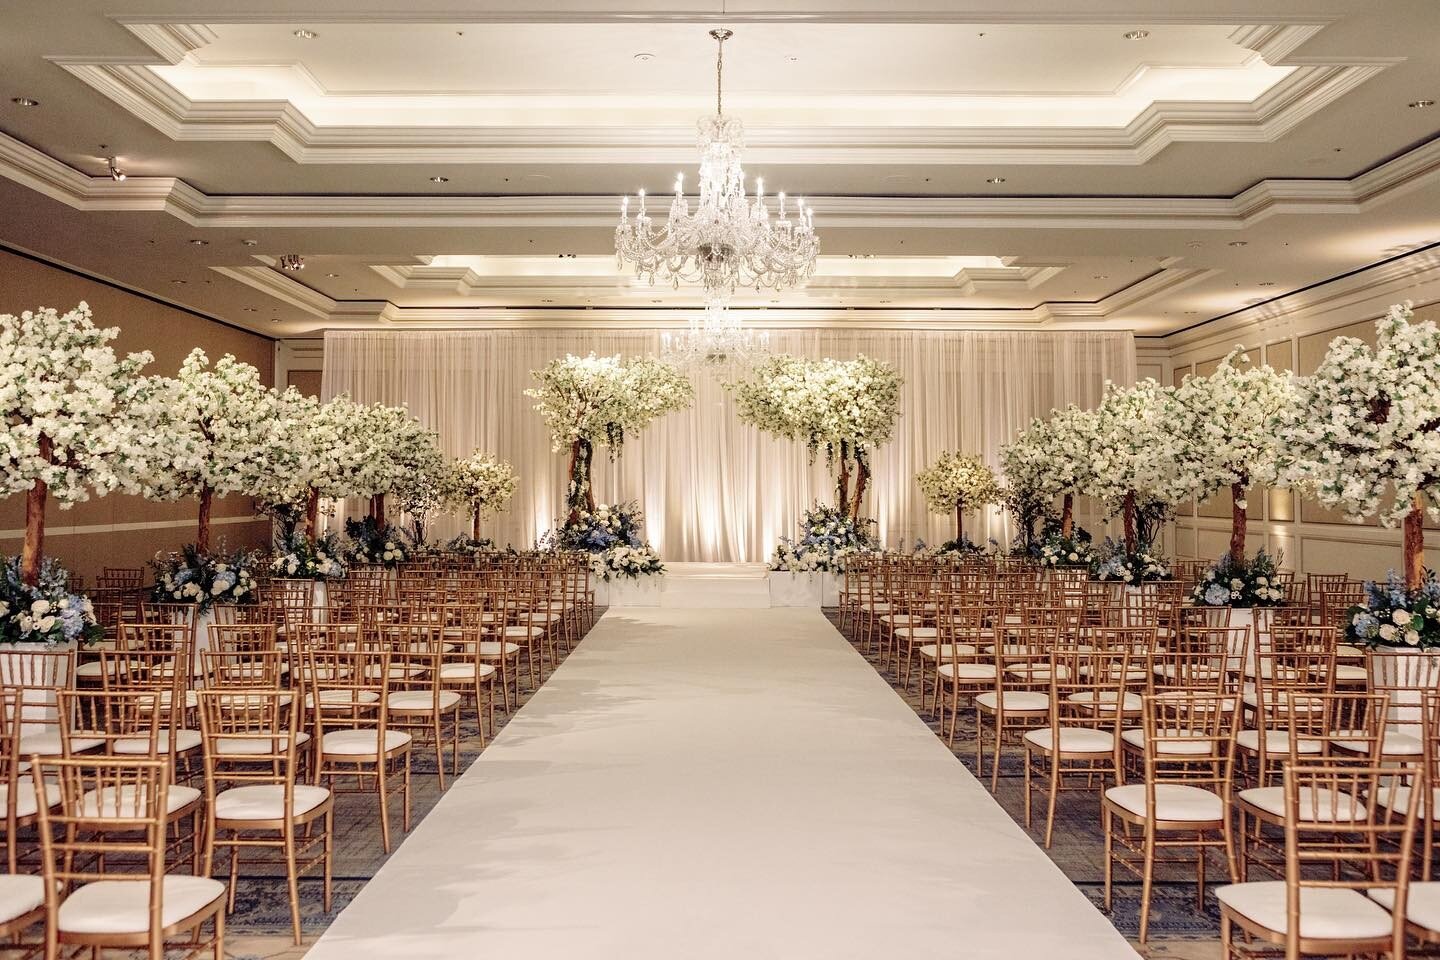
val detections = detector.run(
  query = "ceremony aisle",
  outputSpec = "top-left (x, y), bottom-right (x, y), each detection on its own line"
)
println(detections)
top-left (304, 608), bottom-right (1139, 960)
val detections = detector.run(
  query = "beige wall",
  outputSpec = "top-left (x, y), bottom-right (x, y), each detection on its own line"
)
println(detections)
top-left (0, 248), bottom-right (275, 584)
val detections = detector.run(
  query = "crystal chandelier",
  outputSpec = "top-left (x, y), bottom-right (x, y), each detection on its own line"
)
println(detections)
top-left (615, 28), bottom-right (819, 300)
top-left (661, 299), bottom-right (770, 372)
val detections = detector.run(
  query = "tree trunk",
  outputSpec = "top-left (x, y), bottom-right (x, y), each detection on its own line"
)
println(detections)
top-left (370, 493), bottom-right (386, 526)
top-left (20, 435), bottom-right (50, 587)
top-left (850, 452), bottom-right (870, 522)
top-left (197, 484), bottom-right (213, 554)
top-left (566, 438), bottom-right (595, 525)
top-left (1404, 496), bottom-right (1426, 592)
top-left (1061, 493), bottom-right (1074, 538)
top-left (1122, 490), bottom-right (1137, 555)
top-left (304, 488), bottom-right (320, 542)
top-left (836, 440), bottom-right (851, 513)
top-left (1229, 481), bottom-right (1247, 567)
top-left (955, 501), bottom-right (965, 542)
top-left (472, 507), bottom-right (482, 543)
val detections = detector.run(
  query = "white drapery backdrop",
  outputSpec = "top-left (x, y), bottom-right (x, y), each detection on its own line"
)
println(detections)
top-left (322, 329), bottom-right (1134, 562)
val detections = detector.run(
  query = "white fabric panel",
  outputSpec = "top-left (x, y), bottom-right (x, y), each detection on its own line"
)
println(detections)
top-left (322, 328), bottom-right (1134, 562)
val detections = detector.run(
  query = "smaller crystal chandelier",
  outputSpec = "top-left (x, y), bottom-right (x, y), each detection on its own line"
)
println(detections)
top-left (277, 254), bottom-right (305, 272)
top-left (615, 29), bottom-right (819, 300)
top-left (661, 299), bottom-right (770, 372)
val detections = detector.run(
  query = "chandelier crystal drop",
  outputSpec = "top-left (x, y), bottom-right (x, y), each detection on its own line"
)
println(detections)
top-left (615, 29), bottom-right (819, 300)
top-left (661, 300), bottom-right (771, 373)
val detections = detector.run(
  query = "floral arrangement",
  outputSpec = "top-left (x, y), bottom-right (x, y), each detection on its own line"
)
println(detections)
top-left (0, 557), bottom-right (102, 646)
top-left (1347, 571), bottom-right (1440, 649)
top-left (916, 452), bottom-right (1001, 533)
top-left (443, 535), bottom-right (496, 555)
top-left (151, 544), bottom-right (258, 610)
top-left (731, 354), bottom-right (902, 521)
top-left (270, 532), bottom-right (347, 580)
top-left (1039, 530), bottom-right (1096, 568)
top-left (540, 502), bottom-right (665, 581)
top-left (1090, 538), bottom-right (1172, 584)
top-left (343, 517), bottom-right (406, 568)
top-left (444, 452), bottom-right (518, 538)
top-left (930, 534), bottom-right (994, 558)
top-left (768, 504), bottom-right (879, 574)
top-left (1088, 379), bottom-right (1190, 553)
top-left (1190, 548), bottom-right (1287, 608)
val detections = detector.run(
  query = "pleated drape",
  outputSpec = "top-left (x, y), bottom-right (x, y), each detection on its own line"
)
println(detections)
top-left (321, 328), bottom-right (1134, 561)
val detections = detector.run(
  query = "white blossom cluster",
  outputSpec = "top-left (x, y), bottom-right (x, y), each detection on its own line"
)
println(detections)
top-left (1002, 404), bottom-right (1098, 504)
top-left (0, 303), bottom-right (163, 505)
top-left (443, 452), bottom-right (518, 519)
top-left (1275, 301), bottom-right (1440, 526)
top-left (730, 354), bottom-right (902, 461)
top-left (915, 452), bottom-right (1001, 515)
top-left (1087, 379), bottom-right (1192, 517)
top-left (1165, 347), bottom-right (1294, 504)
top-left (525, 353), bottom-right (694, 453)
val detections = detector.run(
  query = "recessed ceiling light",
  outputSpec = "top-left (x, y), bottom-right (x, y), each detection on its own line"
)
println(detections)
top-left (270, 318), bottom-right (282, 324)
top-left (241, 239), bottom-right (258, 246)
top-left (1123, 30), bottom-right (1150, 40)
top-left (242, 307), bottom-right (257, 312)
top-left (1184, 310), bottom-right (1199, 315)
top-left (985, 176), bottom-right (1007, 184)
top-left (633, 52), bottom-right (655, 61)
top-left (429, 175), bottom-right (449, 183)
top-left (1228, 240), bottom-right (1248, 247)
top-left (326, 273), bottom-right (340, 278)
top-left (10, 97), bottom-right (39, 107)
top-left (189, 239), bottom-right (208, 246)
top-left (1409, 99), bottom-right (1435, 109)
top-left (1258, 281), bottom-right (1276, 287)
top-left (1092, 274), bottom-right (1109, 280)
top-left (540, 299), bottom-right (555, 304)
top-left (171, 279), bottom-right (187, 285)
top-left (1186, 240), bottom-right (1204, 248)
top-left (293, 29), bottom-right (318, 39)
top-left (787, 56), bottom-right (798, 62)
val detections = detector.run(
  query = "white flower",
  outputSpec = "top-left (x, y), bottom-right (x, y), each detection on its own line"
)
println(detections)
top-left (1393, 609), bottom-right (1413, 626)
top-left (1380, 624), bottom-right (1398, 641)
top-left (29, 599), bottom-right (51, 616)
top-left (1406, 629), bottom-right (1422, 646)
top-left (1067, 552), bottom-right (1078, 561)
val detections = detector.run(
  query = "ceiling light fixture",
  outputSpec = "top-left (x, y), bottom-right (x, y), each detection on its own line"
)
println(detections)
top-left (241, 239), bottom-right (258, 246)
top-left (633, 52), bottom-right (655, 61)
top-left (429, 175), bottom-right (449, 183)
top-left (661, 300), bottom-right (770, 374)
top-left (1409, 99), bottom-right (1436, 109)
top-left (293, 29), bottom-right (317, 39)
top-left (326, 273), bottom-right (340, 278)
top-left (985, 176), bottom-right (1007, 184)
top-left (1227, 241), bottom-right (1248, 247)
top-left (1123, 30), bottom-right (1150, 40)
top-left (1258, 281), bottom-right (1276, 287)
top-left (10, 97), bottom-right (39, 107)
top-left (105, 157), bottom-right (126, 182)
top-left (277, 254), bottom-right (305, 272)
top-left (616, 28), bottom-right (817, 307)
top-left (189, 239), bottom-right (208, 246)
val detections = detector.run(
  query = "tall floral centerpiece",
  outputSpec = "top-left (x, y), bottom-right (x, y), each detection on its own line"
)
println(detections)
top-left (444, 452), bottom-right (518, 542)
top-left (363, 405), bottom-right (441, 529)
top-left (393, 441), bottom-right (449, 550)
top-left (1006, 406), bottom-right (1098, 564)
top-left (1278, 303), bottom-right (1440, 658)
top-left (0, 303), bottom-right (161, 586)
top-left (731, 354), bottom-right (902, 521)
top-left (247, 386), bottom-right (321, 541)
top-left (142, 350), bottom-right (276, 554)
top-left (526, 353), bottom-right (693, 523)
top-left (1088, 379), bottom-right (1186, 556)
top-left (916, 452), bottom-right (1001, 548)
top-left (1168, 347), bottom-right (1294, 607)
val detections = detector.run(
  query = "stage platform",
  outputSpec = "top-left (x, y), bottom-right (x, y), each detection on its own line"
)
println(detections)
top-left (592, 563), bottom-right (838, 609)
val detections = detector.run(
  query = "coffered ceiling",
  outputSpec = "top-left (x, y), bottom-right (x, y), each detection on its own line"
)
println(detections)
top-left (2, 1), bottom-right (1440, 338)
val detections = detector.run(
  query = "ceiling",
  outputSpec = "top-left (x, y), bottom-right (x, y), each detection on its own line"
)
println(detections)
top-left (2, 1), bottom-right (1440, 338)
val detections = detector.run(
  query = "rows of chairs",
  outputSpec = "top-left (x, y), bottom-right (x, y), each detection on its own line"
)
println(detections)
top-left (0, 550), bottom-right (597, 958)
top-left (840, 554), bottom-right (1438, 958)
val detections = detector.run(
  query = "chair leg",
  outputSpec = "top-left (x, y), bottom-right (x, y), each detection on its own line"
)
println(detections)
top-left (1102, 808), bottom-right (1114, 911)
top-left (283, 826), bottom-right (301, 945)
top-left (1043, 759), bottom-right (1060, 848)
top-left (402, 750), bottom-right (413, 832)
top-left (1138, 831), bottom-right (1155, 943)
top-left (432, 714), bottom-right (446, 790)
top-left (377, 761), bottom-right (392, 854)
top-left (322, 807), bottom-right (334, 912)
top-left (213, 902), bottom-right (225, 960)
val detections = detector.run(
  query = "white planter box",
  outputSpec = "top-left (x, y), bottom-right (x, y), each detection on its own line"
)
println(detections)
top-left (594, 574), bottom-right (663, 608)
top-left (766, 572), bottom-right (841, 607)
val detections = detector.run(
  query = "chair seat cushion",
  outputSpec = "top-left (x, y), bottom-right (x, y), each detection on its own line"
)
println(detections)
top-left (502, 626), bottom-right (543, 638)
top-left (917, 644), bottom-right (976, 660)
top-left (1120, 728), bottom-right (1218, 756)
top-left (388, 691), bottom-right (462, 712)
top-left (1238, 785), bottom-right (1368, 822)
top-left (322, 729), bottom-right (411, 756)
top-left (1235, 730), bottom-right (1324, 755)
top-left (1332, 731), bottom-right (1424, 757)
top-left (1024, 726), bottom-right (1115, 754)
top-left (58, 877), bottom-right (226, 935)
top-left (114, 729), bottom-right (202, 755)
top-left (0, 874), bottom-right (43, 925)
top-left (80, 784), bottom-right (201, 819)
top-left (936, 663), bottom-right (996, 680)
top-left (215, 732), bottom-right (310, 756)
top-left (1371, 882), bottom-right (1440, 934)
top-left (1216, 881), bottom-right (1394, 941)
top-left (0, 780), bottom-right (60, 818)
top-left (438, 663), bottom-right (497, 681)
top-left (1065, 691), bottom-right (1143, 713)
top-left (1370, 784), bottom-right (1440, 819)
top-left (479, 641), bottom-right (521, 657)
top-left (1105, 783), bottom-right (1224, 822)
top-left (893, 627), bottom-right (937, 641)
top-left (214, 784), bottom-right (331, 821)
top-left (976, 691), bottom-right (1049, 712)
top-left (18, 733), bottom-right (103, 757)
top-left (306, 690), bottom-right (379, 709)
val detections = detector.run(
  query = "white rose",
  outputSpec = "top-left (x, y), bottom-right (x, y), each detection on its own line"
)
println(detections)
top-left (30, 600), bottom-right (51, 616)
top-left (1393, 609), bottom-right (1413, 626)
top-left (36, 616), bottom-right (56, 633)
top-left (1230, 579), bottom-right (1244, 590)
top-left (1067, 553), bottom-right (1078, 561)
top-left (1406, 630), bottom-right (1422, 646)
top-left (1380, 624), bottom-right (1398, 642)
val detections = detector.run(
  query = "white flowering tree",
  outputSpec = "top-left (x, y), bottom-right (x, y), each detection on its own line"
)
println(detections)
top-left (731, 354), bottom-right (903, 521)
top-left (394, 442), bottom-right (449, 546)
top-left (916, 452), bottom-right (1001, 541)
top-left (444, 452), bottom-right (518, 541)
top-left (0, 303), bottom-right (160, 585)
top-left (141, 349), bottom-right (278, 554)
top-left (1088, 379), bottom-right (1189, 554)
top-left (1277, 302), bottom-right (1440, 590)
top-left (353, 403), bottom-right (437, 527)
top-left (1168, 347), bottom-right (1293, 566)
top-left (246, 387), bottom-right (321, 541)
top-left (526, 353), bottom-right (693, 523)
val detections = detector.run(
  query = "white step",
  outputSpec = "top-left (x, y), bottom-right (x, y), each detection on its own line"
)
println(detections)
top-left (660, 563), bottom-right (772, 609)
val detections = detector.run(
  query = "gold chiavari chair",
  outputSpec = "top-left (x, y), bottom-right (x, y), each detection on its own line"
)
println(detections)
top-left (1236, 648), bottom-right (1336, 786)
top-left (198, 688), bottom-right (333, 945)
top-left (977, 623), bottom-right (1054, 791)
top-left (437, 604), bottom-right (498, 743)
top-left (309, 648), bottom-right (412, 853)
top-left (0, 687), bottom-right (60, 874)
top-left (1371, 691), bottom-right (1440, 881)
top-left (384, 632), bottom-right (463, 788)
top-left (0, 648), bottom-right (79, 760)
top-left (1023, 646), bottom-right (1130, 847)
top-left (1103, 691), bottom-right (1238, 942)
top-left (1218, 762), bottom-right (1418, 960)
top-left (32, 755), bottom-right (226, 960)
top-left (477, 580), bottom-right (523, 711)
top-left (934, 618), bottom-right (998, 747)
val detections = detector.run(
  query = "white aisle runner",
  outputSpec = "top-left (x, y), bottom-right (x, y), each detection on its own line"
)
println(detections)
top-left (305, 608), bottom-right (1139, 960)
